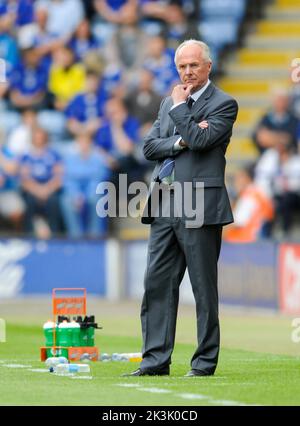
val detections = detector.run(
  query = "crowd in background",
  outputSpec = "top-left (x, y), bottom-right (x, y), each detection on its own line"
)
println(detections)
top-left (0, 0), bottom-right (300, 241)
top-left (0, 0), bottom-right (200, 238)
top-left (225, 87), bottom-right (300, 242)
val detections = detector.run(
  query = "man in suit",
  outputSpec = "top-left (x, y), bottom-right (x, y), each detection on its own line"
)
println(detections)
top-left (123, 39), bottom-right (238, 377)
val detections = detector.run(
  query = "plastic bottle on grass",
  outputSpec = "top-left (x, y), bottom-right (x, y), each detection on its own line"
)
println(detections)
top-left (111, 352), bottom-right (142, 362)
top-left (45, 356), bottom-right (68, 368)
top-left (54, 363), bottom-right (90, 375)
top-left (99, 353), bottom-right (111, 362)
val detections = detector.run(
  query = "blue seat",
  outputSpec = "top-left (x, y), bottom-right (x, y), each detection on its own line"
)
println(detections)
top-left (199, 19), bottom-right (240, 49)
top-left (200, 0), bottom-right (246, 23)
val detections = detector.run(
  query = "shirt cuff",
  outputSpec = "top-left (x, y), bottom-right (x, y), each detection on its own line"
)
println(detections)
top-left (170, 101), bottom-right (186, 111)
top-left (173, 137), bottom-right (184, 151)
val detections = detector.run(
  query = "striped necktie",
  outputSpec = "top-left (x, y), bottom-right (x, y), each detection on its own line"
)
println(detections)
top-left (158, 97), bottom-right (194, 183)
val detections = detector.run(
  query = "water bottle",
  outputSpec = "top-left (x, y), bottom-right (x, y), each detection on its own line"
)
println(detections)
top-left (54, 363), bottom-right (90, 375)
top-left (80, 353), bottom-right (91, 361)
top-left (125, 353), bottom-right (143, 362)
top-left (57, 321), bottom-right (72, 347)
top-left (111, 352), bottom-right (142, 362)
top-left (111, 353), bottom-right (122, 361)
top-left (70, 321), bottom-right (80, 347)
top-left (45, 356), bottom-right (68, 368)
top-left (87, 326), bottom-right (95, 347)
top-left (80, 328), bottom-right (88, 346)
top-left (43, 320), bottom-right (57, 347)
top-left (99, 353), bottom-right (111, 362)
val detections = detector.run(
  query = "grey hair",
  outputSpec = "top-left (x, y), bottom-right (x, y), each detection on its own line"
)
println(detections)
top-left (174, 39), bottom-right (212, 65)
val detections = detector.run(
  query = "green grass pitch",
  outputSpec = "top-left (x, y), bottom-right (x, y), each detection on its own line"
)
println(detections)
top-left (1, 319), bottom-right (300, 406)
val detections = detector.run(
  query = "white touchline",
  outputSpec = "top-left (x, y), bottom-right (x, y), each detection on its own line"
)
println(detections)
top-left (115, 384), bottom-right (256, 406)
top-left (27, 368), bottom-right (49, 373)
top-left (176, 393), bottom-right (208, 400)
top-left (138, 387), bottom-right (172, 394)
top-left (116, 384), bottom-right (141, 388)
top-left (2, 363), bottom-right (32, 368)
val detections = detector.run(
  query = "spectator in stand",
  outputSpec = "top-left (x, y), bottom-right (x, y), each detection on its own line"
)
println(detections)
top-left (252, 88), bottom-right (299, 155)
top-left (31, 3), bottom-right (66, 71)
top-left (6, 109), bottom-right (37, 157)
top-left (94, 0), bottom-right (142, 70)
top-left (0, 28), bottom-right (19, 100)
top-left (60, 134), bottom-right (110, 238)
top-left (143, 35), bottom-right (179, 96)
top-left (9, 46), bottom-right (49, 110)
top-left (94, 0), bottom-right (138, 26)
top-left (124, 68), bottom-right (162, 136)
top-left (69, 19), bottom-right (99, 62)
top-left (48, 46), bottom-right (86, 110)
top-left (65, 70), bottom-right (109, 137)
top-left (19, 127), bottom-right (63, 237)
top-left (0, 0), bottom-right (35, 30)
top-left (82, 0), bottom-right (96, 20)
top-left (224, 165), bottom-right (274, 243)
top-left (94, 97), bottom-right (142, 183)
top-left (255, 140), bottom-right (300, 236)
top-left (0, 26), bottom-right (19, 75)
top-left (37, 0), bottom-right (84, 40)
top-left (140, 0), bottom-right (189, 40)
top-left (0, 145), bottom-right (25, 231)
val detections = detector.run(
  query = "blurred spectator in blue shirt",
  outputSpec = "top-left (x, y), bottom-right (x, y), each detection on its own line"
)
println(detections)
top-left (0, 30), bottom-right (19, 73)
top-left (0, 30), bottom-right (19, 100)
top-left (61, 134), bottom-right (110, 238)
top-left (65, 70), bottom-right (109, 137)
top-left (95, 97), bottom-right (142, 183)
top-left (0, 0), bottom-right (34, 29)
top-left (19, 127), bottom-right (63, 237)
top-left (9, 47), bottom-right (49, 110)
top-left (253, 88), bottom-right (299, 155)
top-left (143, 35), bottom-right (179, 96)
top-left (0, 145), bottom-right (25, 230)
top-left (94, 0), bottom-right (138, 25)
top-left (69, 19), bottom-right (99, 62)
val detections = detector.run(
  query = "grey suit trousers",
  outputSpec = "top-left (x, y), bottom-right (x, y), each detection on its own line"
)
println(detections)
top-left (140, 193), bottom-right (222, 375)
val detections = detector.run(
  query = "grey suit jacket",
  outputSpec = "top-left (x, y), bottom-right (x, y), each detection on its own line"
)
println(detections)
top-left (141, 82), bottom-right (238, 226)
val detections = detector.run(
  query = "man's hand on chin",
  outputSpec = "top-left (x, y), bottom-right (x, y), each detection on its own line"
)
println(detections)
top-left (171, 84), bottom-right (193, 104)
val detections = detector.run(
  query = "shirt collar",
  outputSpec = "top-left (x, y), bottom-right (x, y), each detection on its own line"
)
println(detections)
top-left (190, 79), bottom-right (211, 103)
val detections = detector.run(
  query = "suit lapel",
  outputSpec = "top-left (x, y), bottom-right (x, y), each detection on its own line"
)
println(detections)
top-left (192, 82), bottom-right (215, 116)
top-left (167, 98), bottom-right (176, 135)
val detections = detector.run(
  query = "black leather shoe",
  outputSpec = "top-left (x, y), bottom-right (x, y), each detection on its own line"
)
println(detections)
top-left (122, 367), bottom-right (170, 377)
top-left (184, 369), bottom-right (213, 377)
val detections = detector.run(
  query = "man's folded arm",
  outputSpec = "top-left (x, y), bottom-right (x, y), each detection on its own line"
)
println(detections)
top-left (169, 99), bottom-right (238, 152)
top-left (143, 99), bottom-right (184, 161)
